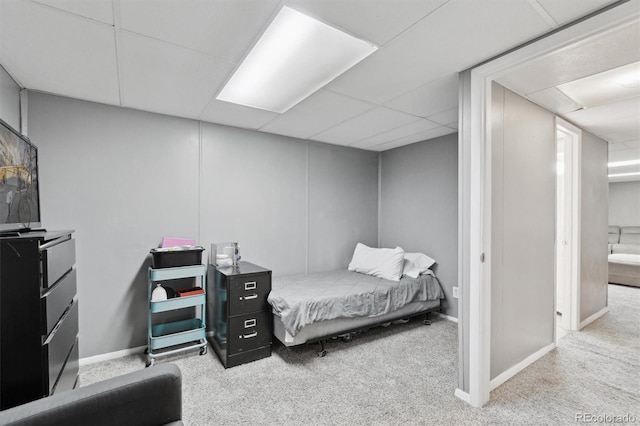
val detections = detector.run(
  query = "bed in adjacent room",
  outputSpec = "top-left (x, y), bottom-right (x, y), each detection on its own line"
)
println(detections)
top-left (267, 243), bottom-right (444, 355)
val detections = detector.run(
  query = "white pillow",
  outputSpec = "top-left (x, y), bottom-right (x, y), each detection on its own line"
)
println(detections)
top-left (348, 243), bottom-right (405, 281)
top-left (402, 252), bottom-right (436, 279)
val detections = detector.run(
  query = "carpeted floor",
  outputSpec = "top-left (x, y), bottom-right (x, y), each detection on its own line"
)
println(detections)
top-left (80, 284), bottom-right (639, 425)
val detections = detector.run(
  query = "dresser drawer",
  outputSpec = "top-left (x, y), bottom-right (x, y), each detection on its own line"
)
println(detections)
top-left (228, 273), bottom-right (271, 315)
top-left (42, 269), bottom-right (77, 337)
top-left (43, 300), bottom-right (78, 394)
top-left (227, 311), bottom-right (271, 355)
top-left (41, 238), bottom-right (76, 289)
top-left (52, 338), bottom-right (79, 395)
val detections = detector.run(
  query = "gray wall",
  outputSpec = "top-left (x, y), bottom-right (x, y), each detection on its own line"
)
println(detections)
top-left (0, 66), bottom-right (21, 131)
top-left (379, 134), bottom-right (458, 318)
top-left (580, 131), bottom-right (608, 322)
top-left (609, 181), bottom-right (640, 226)
top-left (28, 92), bottom-right (378, 358)
top-left (308, 142), bottom-right (379, 272)
top-left (490, 83), bottom-right (556, 380)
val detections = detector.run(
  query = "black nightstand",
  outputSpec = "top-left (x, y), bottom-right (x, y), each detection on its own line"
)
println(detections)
top-left (208, 261), bottom-right (272, 368)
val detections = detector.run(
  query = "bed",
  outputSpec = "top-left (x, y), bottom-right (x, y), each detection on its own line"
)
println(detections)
top-left (267, 244), bottom-right (444, 355)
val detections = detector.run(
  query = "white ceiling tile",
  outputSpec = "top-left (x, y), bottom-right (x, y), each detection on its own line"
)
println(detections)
top-left (623, 139), bottom-right (640, 149)
top-left (286, 0), bottom-right (449, 46)
top-left (0, 0), bottom-right (120, 105)
top-left (446, 121), bottom-right (458, 130)
top-left (427, 107), bottom-right (458, 125)
top-left (386, 74), bottom-right (459, 118)
top-left (526, 87), bottom-right (583, 114)
top-left (312, 107), bottom-right (420, 145)
top-left (368, 125), bottom-right (456, 152)
top-left (199, 100), bottom-right (279, 130)
top-left (326, 0), bottom-right (552, 104)
top-left (119, 0), bottom-right (281, 63)
top-left (119, 31), bottom-right (235, 119)
top-left (563, 96), bottom-right (640, 142)
top-left (608, 146), bottom-right (640, 163)
top-left (350, 118), bottom-right (440, 148)
top-left (600, 129), bottom-right (640, 144)
top-left (32, 0), bottom-right (114, 24)
top-left (608, 141), bottom-right (631, 152)
top-left (497, 21), bottom-right (640, 95)
top-left (535, 0), bottom-right (617, 26)
top-left (260, 90), bottom-right (374, 140)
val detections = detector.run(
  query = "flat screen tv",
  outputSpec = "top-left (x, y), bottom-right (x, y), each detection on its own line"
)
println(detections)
top-left (0, 118), bottom-right (41, 233)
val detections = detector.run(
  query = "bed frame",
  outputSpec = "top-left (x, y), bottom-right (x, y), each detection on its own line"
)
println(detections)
top-left (272, 300), bottom-right (441, 357)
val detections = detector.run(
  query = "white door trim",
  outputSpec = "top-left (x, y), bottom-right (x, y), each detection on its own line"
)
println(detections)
top-left (460, 1), bottom-right (639, 408)
top-left (556, 117), bottom-right (582, 333)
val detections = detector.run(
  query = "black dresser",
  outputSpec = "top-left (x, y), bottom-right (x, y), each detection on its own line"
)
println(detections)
top-left (208, 261), bottom-right (272, 368)
top-left (0, 230), bottom-right (78, 410)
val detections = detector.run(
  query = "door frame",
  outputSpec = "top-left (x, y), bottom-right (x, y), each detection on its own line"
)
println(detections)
top-left (459, 1), bottom-right (639, 408)
top-left (555, 117), bottom-right (582, 334)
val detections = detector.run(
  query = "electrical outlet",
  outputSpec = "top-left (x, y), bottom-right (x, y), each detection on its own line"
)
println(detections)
top-left (452, 286), bottom-right (459, 299)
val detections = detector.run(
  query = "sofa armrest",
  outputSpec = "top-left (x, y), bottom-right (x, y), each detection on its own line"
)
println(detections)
top-left (0, 363), bottom-right (182, 426)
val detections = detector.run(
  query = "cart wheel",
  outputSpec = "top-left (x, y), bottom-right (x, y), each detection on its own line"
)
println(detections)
top-left (423, 319), bottom-right (432, 326)
top-left (145, 358), bottom-right (155, 368)
top-left (318, 349), bottom-right (328, 358)
top-left (199, 346), bottom-right (208, 356)
top-left (341, 333), bottom-right (353, 342)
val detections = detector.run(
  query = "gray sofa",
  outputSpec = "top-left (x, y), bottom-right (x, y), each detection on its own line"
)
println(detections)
top-left (608, 226), bottom-right (640, 287)
top-left (0, 363), bottom-right (182, 426)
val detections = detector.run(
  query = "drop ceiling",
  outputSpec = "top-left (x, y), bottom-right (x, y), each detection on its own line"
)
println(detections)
top-left (496, 19), bottom-right (640, 182)
top-left (0, 0), bottom-right (635, 157)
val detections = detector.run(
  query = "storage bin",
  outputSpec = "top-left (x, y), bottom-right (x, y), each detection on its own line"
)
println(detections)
top-left (150, 247), bottom-right (204, 268)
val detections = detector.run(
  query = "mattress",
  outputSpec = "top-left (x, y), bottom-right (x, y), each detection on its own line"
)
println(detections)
top-left (268, 269), bottom-right (443, 340)
top-left (273, 299), bottom-right (441, 346)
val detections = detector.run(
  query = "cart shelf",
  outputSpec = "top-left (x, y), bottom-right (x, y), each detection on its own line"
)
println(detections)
top-left (149, 318), bottom-right (205, 350)
top-left (150, 293), bottom-right (206, 313)
top-left (146, 262), bottom-right (208, 367)
top-left (149, 264), bottom-right (206, 282)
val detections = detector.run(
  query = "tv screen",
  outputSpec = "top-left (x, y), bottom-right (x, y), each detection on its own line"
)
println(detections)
top-left (0, 118), bottom-right (41, 233)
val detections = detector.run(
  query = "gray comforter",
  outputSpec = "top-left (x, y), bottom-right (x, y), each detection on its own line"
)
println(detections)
top-left (267, 270), bottom-right (444, 337)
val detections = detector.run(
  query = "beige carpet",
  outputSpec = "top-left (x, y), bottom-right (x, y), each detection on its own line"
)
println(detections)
top-left (80, 284), bottom-right (639, 425)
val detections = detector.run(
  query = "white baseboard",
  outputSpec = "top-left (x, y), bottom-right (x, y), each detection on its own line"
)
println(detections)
top-left (436, 312), bottom-right (459, 323)
top-left (579, 306), bottom-right (609, 330)
top-left (79, 345), bottom-right (147, 367)
top-left (455, 388), bottom-right (471, 403)
top-left (489, 342), bottom-right (556, 391)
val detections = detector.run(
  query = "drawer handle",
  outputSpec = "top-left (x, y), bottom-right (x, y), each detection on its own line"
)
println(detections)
top-left (244, 319), bottom-right (256, 328)
top-left (244, 281), bottom-right (256, 290)
top-left (241, 331), bottom-right (258, 339)
top-left (240, 293), bottom-right (258, 301)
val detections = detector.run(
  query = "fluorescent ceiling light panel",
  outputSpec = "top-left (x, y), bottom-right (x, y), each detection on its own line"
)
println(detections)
top-left (557, 62), bottom-right (640, 109)
top-left (216, 6), bottom-right (377, 113)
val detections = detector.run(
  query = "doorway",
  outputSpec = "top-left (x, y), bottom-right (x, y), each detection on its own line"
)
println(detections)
top-left (555, 118), bottom-right (581, 338)
top-left (458, 0), bottom-right (637, 408)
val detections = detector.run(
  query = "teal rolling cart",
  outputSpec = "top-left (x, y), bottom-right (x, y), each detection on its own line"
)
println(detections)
top-left (146, 264), bottom-right (208, 367)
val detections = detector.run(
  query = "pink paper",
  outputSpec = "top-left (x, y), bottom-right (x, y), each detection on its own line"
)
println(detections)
top-left (161, 237), bottom-right (196, 248)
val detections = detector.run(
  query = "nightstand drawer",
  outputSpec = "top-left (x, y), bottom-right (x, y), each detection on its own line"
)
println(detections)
top-left (228, 273), bottom-right (271, 315)
top-left (227, 311), bottom-right (271, 355)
